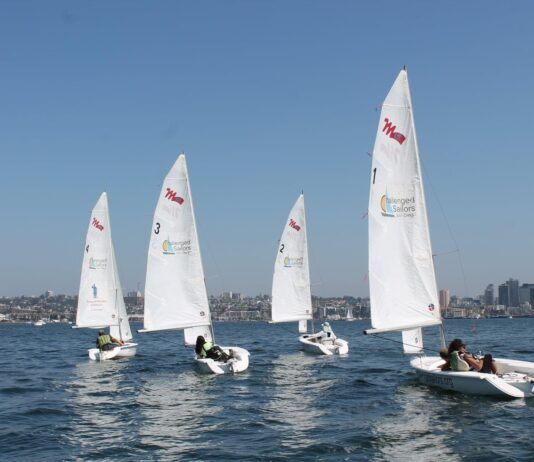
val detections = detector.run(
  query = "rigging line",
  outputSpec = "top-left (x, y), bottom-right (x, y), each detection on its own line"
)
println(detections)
top-left (367, 332), bottom-right (442, 355)
top-left (420, 158), bottom-right (470, 296)
top-left (433, 249), bottom-right (460, 257)
top-left (202, 236), bottom-right (224, 288)
top-left (271, 321), bottom-right (304, 337)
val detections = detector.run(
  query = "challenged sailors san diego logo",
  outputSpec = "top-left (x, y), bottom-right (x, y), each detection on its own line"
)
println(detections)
top-left (89, 257), bottom-right (107, 270)
top-left (162, 239), bottom-right (192, 255)
top-left (283, 256), bottom-right (304, 268)
top-left (380, 189), bottom-right (416, 218)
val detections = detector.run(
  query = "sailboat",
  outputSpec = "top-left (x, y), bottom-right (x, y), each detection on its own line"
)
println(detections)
top-left (365, 68), bottom-right (534, 397)
top-left (346, 307), bottom-right (355, 322)
top-left (272, 194), bottom-right (348, 355)
top-left (139, 154), bottom-right (249, 374)
top-left (76, 193), bottom-right (137, 361)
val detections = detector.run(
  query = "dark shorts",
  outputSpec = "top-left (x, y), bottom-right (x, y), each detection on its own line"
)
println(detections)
top-left (101, 343), bottom-right (117, 351)
top-left (207, 346), bottom-right (229, 362)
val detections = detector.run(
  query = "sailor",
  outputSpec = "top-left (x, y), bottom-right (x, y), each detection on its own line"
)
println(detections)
top-left (447, 338), bottom-right (496, 373)
top-left (195, 335), bottom-right (231, 362)
top-left (321, 322), bottom-right (336, 340)
top-left (96, 330), bottom-right (124, 351)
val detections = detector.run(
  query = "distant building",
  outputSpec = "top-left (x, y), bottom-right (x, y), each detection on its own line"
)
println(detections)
top-left (484, 284), bottom-right (494, 306)
top-left (498, 283), bottom-right (509, 307)
top-left (125, 291), bottom-right (143, 305)
top-left (439, 289), bottom-right (450, 310)
top-left (507, 278), bottom-right (520, 307)
top-left (519, 284), bottom-right (534, 305)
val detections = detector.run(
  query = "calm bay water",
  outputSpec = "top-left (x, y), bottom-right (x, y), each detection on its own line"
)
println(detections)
top-left (1, 319), bottom-right (534, 461)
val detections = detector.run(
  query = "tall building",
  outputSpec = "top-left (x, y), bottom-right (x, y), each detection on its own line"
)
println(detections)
top-left (519, 283), bottom-right (534, 305)
top-left (507, 278), bottom-right (520, 307)
top-left (439, 289), bottom-right (450, 310)
top-left (484, 284), bottom-right (494, 306)
top-left (498, 283), bottom-right (509, 307)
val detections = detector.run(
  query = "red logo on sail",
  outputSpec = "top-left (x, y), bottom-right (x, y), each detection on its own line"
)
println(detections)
top-left (165, 188), bottom-right (184, 204)
top-left (92, 218), bottom-right (104, 231)
top-left (383, 118), bottom-right (406, 145)
top-left (289, 219), bottom-right (301, 231)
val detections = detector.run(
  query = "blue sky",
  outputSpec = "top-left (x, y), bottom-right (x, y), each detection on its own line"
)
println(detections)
top-left (1, 1), bottom-right (533, 297)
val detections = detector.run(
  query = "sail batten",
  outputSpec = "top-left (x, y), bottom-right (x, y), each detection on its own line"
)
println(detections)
top-left (368, 69), bottom-right (441, 333)
top-left (143, 155), bottom-right (212, 336)
top-left (271, 194), bottom-right (313, 324)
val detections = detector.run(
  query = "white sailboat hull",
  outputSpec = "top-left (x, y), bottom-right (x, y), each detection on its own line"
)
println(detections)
top-left (298, 334), bottom-right (349, 356)
top-left (194, 346), bottom-right (250, 374)
top-left (411, 356), bottom-right (534, 398)
top-left (88, 342), bottom-right (138, 361)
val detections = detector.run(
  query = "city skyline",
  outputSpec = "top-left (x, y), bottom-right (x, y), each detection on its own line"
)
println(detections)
top-left (7, 274), bottom-right (534, 304)
top-left (2, 3), bottom-right (534, 296)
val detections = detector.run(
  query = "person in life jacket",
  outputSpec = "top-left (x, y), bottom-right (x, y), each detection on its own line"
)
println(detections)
top-left (320, 322), bottom-right (336, 341)
top-left (96, 330), bottom-right (124, 351)
top-left (195, 335), bottom-right (231, 362)
top-left (447, 338), bottom-right (496, 373)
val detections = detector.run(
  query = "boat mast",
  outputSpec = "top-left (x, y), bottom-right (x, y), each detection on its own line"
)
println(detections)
top-left (106, 200), bottom-right (123, 341)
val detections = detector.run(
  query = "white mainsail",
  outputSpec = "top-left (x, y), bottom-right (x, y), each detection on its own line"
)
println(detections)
top-left (76, 193), bottom-right (132, 341)
top-left (367, 69), bottom-right (441, 335)
top-left (142, 154), bottom-right (212, 345)
top-left (271, 194), bottom-right (313, 325)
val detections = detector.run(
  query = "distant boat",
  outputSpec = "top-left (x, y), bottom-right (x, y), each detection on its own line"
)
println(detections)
top-left (140, 154), bottom-right (249, 374)
top-left (346, 307), bottom-right (355, 322)
top-left (271, 194), bottom-right (348, 355)
top-left (365, 68), bottom-right (534, 398)
top-left (33, 319), bottom-right (46, 326)
top-left (75, 193), bottom-right (137, 361)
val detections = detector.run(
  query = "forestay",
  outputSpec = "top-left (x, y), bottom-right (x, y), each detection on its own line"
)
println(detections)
top-left (271, 194), bottom-right (313, 324)
top-left (143, 155), bottom-right (212, 337)
top-left (367, 69), bottom-right (441, 334)
top-left (76, 193), bottom-right (132, 341)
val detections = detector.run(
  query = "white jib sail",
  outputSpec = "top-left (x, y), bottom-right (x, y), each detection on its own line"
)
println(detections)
top-left (143, 154), bottom-right (212, 340)
top-left (271, 194), bottom-right (313, 324)
top-left (368, 69), bottom-right (441, 334)
top-left (76, 193), bottom-right (132, 341)
top-left (402, 328), bottom-right (423, 354)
